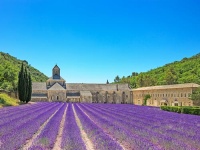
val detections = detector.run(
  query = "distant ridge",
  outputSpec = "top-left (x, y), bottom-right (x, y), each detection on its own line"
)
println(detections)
top-left (114, 53), bottom-right (200, 88)
top-left (0, 52), bottom-right (48, 91)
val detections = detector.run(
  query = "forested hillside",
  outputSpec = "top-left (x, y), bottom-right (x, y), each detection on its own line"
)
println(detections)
top-left (0, 52), bottom-right (48, 91)
top-left (114, 53), bottom-right (200, 88)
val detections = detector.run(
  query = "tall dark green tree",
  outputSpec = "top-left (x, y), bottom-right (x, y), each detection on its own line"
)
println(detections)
top-left (27, 73), bottom-right (32, 103)
top-left (18, 63), bottom-right (24, 102)
top-left (106, 80), bottom-right (109, 84)
top-left (18, 63), bottom-right (32, 103)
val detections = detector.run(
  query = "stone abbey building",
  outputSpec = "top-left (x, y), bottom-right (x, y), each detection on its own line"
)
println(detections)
top-left (31, 65), bottom-right (132, 103)
top-left (133, 83), bottom-right (200, 107)
top-left (31, 65), bottom-right (200, 106)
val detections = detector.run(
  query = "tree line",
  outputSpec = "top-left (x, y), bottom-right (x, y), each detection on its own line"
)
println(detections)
top-left (0, 52), bottom-right (48, 92)
top-left (114, 53), bottom-right (200, 88)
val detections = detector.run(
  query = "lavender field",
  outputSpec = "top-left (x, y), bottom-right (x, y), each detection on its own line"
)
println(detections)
top-left (0, 103), bottom-right (199, 150)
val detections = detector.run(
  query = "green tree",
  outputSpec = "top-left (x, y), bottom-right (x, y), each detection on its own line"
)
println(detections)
top-left (143, 94), bottom-right (151, 106)
top-left (137, 74), bottom-right (144, 87)
top-left (26, 73), bottom-right (32, 103)
top-left (165, 67), bottom-right (177, 85)
top-left (189, 87), bottom-right (200, 106)
top-left (18, 63), bottom-right (24, 102)
top-left (18, 63), bottom-right (32, 103)
top-left (114, 75), bottom-right (120, 83)
top-left (106, 80), bottom-right (109, 84)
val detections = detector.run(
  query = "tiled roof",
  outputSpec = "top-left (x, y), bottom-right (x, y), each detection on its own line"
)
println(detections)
top-left (66, 83), bottom-right (130, 91)
top-left (32, 82), bottom-right (47, 90)
top-left (32, 82), bottom-right (130, 91)
top-left (48, 83), bottom-right (66, 90)
top-left (133, 83), bottom-right (200, 91)
top-left (80, 91), bottom-right (92, 97)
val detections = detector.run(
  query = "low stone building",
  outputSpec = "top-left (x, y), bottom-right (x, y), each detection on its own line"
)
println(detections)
top-left (31, 65), bottom-right (132, 103)
top-left (132, 83), bottom-right (200, 107)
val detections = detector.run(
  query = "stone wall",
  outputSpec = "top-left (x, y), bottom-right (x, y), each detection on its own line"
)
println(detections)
top-left (91, 90), bottom-right (131, 104)
top-left (48, 90), bottom-right (66, 102)
top-left (133, 87), bottom-right (195, 106)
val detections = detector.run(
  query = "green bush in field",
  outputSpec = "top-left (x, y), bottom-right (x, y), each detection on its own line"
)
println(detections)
top-left (0, 93), bottom-right (19, 107)
top-left (160, 106), bottom-right (200, 115)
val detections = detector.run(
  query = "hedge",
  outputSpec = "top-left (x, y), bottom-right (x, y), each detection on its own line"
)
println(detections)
top-left (160, 106), bottom-right (200, 115)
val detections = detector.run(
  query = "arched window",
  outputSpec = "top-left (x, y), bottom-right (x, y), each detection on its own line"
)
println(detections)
top-left (96, 92), bottom-right (99, 103)
top-left (113, 92), bottom-right (116, 104)
top-left (105, 91), bottom-right (108, 103)
top-left (57, 96), bottom-right (59, 100)
top-left (122, 92), bottom-right (125, 104)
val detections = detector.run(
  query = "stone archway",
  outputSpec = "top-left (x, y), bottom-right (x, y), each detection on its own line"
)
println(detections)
top-left (104, 91), bottom-right (108, 103)
top-left (113, 92), bottom-right (116, 104)
top-left (160, 99), bottom-right (168, 106)
top-left (122, 92), bottom-right (125, 104)
top-left (96, 92), bottom-right (99, 103)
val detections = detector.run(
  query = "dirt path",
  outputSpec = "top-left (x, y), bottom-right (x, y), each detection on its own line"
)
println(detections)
top-left (52, 104), bottom-right (68, 150)
top-left (77, 105), bottom-right (126, 150)
top-left (72, 104), bottom-right (95, 150)
top-left (22, 105), bottom-right (62, 150)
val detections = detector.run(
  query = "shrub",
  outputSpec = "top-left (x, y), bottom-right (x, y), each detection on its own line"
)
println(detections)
top-left (160, 106), bottom-right (200, 115)
top-left (0, 93), bottom-right (19, 107)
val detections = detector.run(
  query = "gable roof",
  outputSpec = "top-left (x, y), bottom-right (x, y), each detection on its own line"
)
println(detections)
top-left (32, 82), bottom-right (47, 90)
top-left (80, 91), bottom-right (92, 97)
top-left (66, 83), bottom-right (130, 91)
top-left (53, 64), bottom-right (60, 70)
top-left (48, 83), bottom-right (66, 90)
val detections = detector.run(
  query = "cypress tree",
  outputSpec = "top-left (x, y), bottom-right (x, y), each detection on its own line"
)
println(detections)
top-left (23, 68), bottom-right (28, 102)
top-left (18, 63), bottom-right (32, 103)
top-left (18, 63), bottom-right (24, 102)
top-left (26, 73), bottom-right (32, 103)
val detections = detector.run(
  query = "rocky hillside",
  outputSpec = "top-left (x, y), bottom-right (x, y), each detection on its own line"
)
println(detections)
top-left (0, 52), bottom-right (48, 91)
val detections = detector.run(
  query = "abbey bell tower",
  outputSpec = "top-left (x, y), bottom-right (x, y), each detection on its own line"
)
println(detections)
top-left (53, 65), bottom-right (60, 79)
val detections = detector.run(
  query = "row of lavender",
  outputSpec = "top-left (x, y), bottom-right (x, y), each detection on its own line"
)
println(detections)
top-left (0, 103), bottom-right (199, 150)
top-left (0, 103), bottom-right (87, 150)
top-left (0, 102), bottom-right (63, 150)
top-left (74, 103), bottom-right (200, 150)
top-left (28, 103), bottom-right (87, 150)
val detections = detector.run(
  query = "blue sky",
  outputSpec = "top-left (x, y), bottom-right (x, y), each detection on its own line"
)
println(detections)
top-left (0, 0), bottom-right (200, 83)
